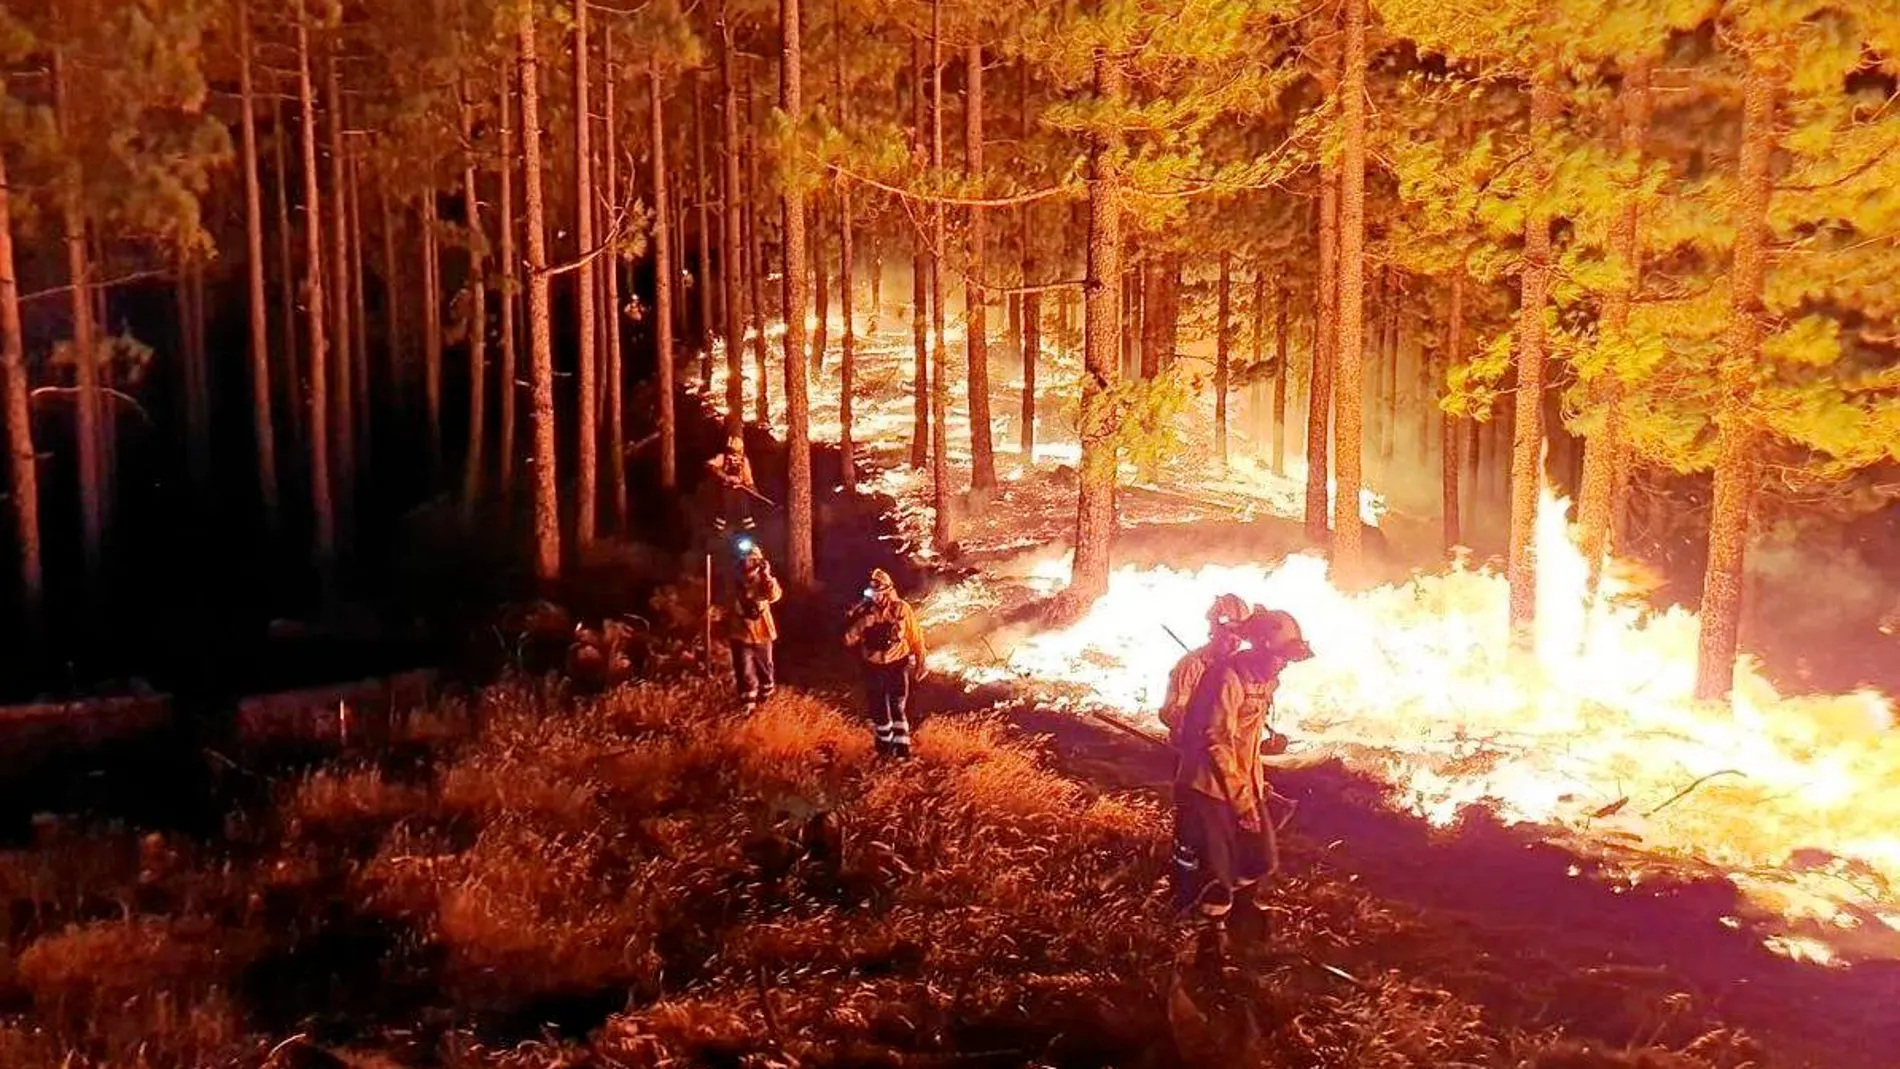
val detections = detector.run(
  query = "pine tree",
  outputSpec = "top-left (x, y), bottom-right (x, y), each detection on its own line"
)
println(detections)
top-left (965, 41), bottom-right (997, 494)
top-left (237, 0), bottom-right (279, 533)
top-left (573, 0), bottom-right (599, 549)
top-left (295, 0), bottom-right (336, 590)
top-left (781, 0), bottom-right (815, 587)
top-left (1331, 0), bottom-right (1370, 580)
top-left (0, 136), bottom-right (40, 628)
top-left (519, 0), bottom-right (561, 583)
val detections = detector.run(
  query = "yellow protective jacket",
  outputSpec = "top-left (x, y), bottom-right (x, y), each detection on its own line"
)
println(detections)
top-left (707, 452), bottom-right (756, 491)
top-left (844, 595), bottom-right (926, 666)
top-left (1174, 648), bottom-right (1284, 814)
top-left (725, 567), bottom-right (782, 644)
top-left (1159, 645), bottom-right (1222, 740)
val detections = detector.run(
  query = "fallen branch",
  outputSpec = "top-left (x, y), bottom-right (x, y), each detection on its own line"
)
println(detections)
top-left (1644, 769), bottom-right (1744, 817)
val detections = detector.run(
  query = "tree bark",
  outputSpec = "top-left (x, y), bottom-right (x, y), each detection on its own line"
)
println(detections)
top-left (460, 80), bottom-right (487, 520)
top-left (692, 74), bottom-right (715, 381)
top-left (293, 0), bottom-right (335, 589)
top-left (1694, 59), bottom-right (1776, 703)
top-left (604, 36), bottom-right (627, 531)
top-left (325, 45), bottom-right (355, 542)
top-left (238, 0), bottom-right (280, 532)
top-left (1506, 75), bottom-right (1559, 645)
top-left (1272, 281), bottom-right (1289, 474)
top-left (1020, 196), bottom-right (1038, 465)
top-left (0, 142), bottom-right (42, 626)
top-left (1443, 272), bottom-right (1464, 554)
top-left (1139, 261), bottom-right (1162, 380)
top-left (573, 0), bottom-right (598, 550)
top-left (781, 0), bottom-right (815, 587)
top-left (273, 92), bottom-right (303, 455)
top-left (1330, 0), bottom-right (1368, 577)
top-left (653, 60), bottom-right (679, 493)
top-left (53, 49), bottom-right (105, 588)
top-left (811, 200), bottom-right (829, 371)
top-left (497, 67), bottom-right (518, 501)
top-left (423, 209), bottom-right (443, 481)
top-left (346, 138), bottom-right (371, 474)
top-left (1380, 268), bottom-right (1399, 471)
top-left (929, 0), bottom-right (952, 549)
top-left (909, 36), bottom-right (929, 469)
top-left (1304, 168), bottom-right (1338, 544)
top-left (519, 4), bottom-right (561, 583)
top-left (965, 42), bottom-right (997, 493)
top-left (1061, 49), bottom-right (1124, 612)
top-left (835, 0), bottom-right (856, 489)
top-left (1578, 59), bottom-right (1650, 592)
top-left (1249, 268), bottom-right (1266, 459)
top-left (744, 68), bottom-right (770, 425)
top-left (719, 14), bottom-right (745, 432)
top-left (1215, 252), bottom-right (1232, 468)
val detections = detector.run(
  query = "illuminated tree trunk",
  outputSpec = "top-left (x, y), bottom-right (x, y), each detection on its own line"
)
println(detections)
top-left (812, 201), bottom-right (829, 372)
top-left (1272, 281), bottom-right (1289, 475)
top-left (1330, 0), bottom-right (1368, 578)
top-left (519, 3), bottom-right (561, 583)
top-left (1506, 75), bottom-right (1559, 645)
top-left (719, 13), bottom-right (745, 432)
top-left (497, 67), bottom-right (519, 501)
top-left (53, 49), bottom-right (105, 588)
top-left (1304, 167), bottom-right (1337, 544)
top-left (1442, 272), bottom-right (1465, 554)
top-left (744, 69), bottom-right (770, 425)
top-left (273, 93), bottom-right (303, 455)
top-left (929, 0), bottom-right (952, 550)
top-left (1215, 252), bottom-right (1232, 469)
top-left (293, 0), bottom-right (335, 588)
top-left (965, 43), bottom-right (997, 494)
top-left (781, 0), bottom-right (815, 587)
top-left (375, 174), bottom-right (399, 414)
top-left (346, 145), bottom-right (371, 476)
top-left (693, 74), bottom-right (715, 380)
top-left (651, 59), bottom-right (678, 493)
top-left (238, 0), bottom-right (279, 532)
top-left (1249, 269), bottom-right (1266, 460)
top-left (0, 145), bottom-right (41, 626)
top-left (326, 46), bottom-right (356, 542)
top-left (1019, 130), bottom-right (1039, 466)
top-left (573, 0), bottom-right (598, 550)
top-left (1695, 60), bottom-right (1776, 703)
top-left (1061, 50), bottom-right (1123, 613)
top-left (423, 209), bottom-right (442, 480)
top-left (460, 82), bottom-right (487, 520)
top-left (1139, 261), bottom-right (1163, 379)
top-left (836, 0), bottom-right (857, 489)
top-left (604, 38), bottom-right (628, 530)
top-left (1578, 60), bottom-right (1650, 592)
top-left (1379, 268), bottom-right (1399, 472)
top-left (909, 36), bottom-right (929, 469)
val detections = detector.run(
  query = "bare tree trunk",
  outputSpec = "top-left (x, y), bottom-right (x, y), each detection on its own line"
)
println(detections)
top-left (273, 91), bottom-right (303, 455)
top-left (176, 255), bottom-right (211, 500)
top-left (326, 46), bottom-right (355, 543)
top-left (519, 4), bottom-right (561, 582)
top-left (293, 0), bottom-right (335, 589)
top-left (53, 49), bottom-right (105, 588)
top-left (1695, 59), bottom-right (1776, 703)
top-left (811, 199), bottom-right (829, 371)
top-left (1060, 50), bottom-right (1124, 613)
top-left (1139, 261), bottom-right (1161, 380)
top-left (604, 36), bottom-right (628, 531)
top-left (1020, 201), bottom-right (1038, 465)
top-left (497, 67), bottom-right (519, 501)
top-left (573, 0), bottom-right (598, 550)
top-left (719, 12), bottom-right (745, 432)
top-left (909, 36), bottom-right (929, 468)
top-left (1506, 75), bottom-right (1559, 644)
top-left (1304, 170), bottom-right (1338, 544)
top-left (834, 0), bottom-right (856, 489)
top-left (744, 68), bottom-right (770, 425)
top-left (1329, 0), bottom-right (1368, 579)
top-left (460, 81), bottom-right (488, 520)
top-left (1442, 273), bottom-right (1464, 554)
top-left (693, 74), bottom-right (714, 382)
top-left (376, 173), bottom-right (399, 412)
top-left (1215, 252), bottom-right (1231, 468)
top-left (652, 59), bottom-right (678, 493)
top-left (1249, 268), bottom-right (1266, 456)
top-left (781, 0), bottom-right (815, 586)
top-left (928, 0), bottom-right (952, 549)
top-left (1379, 269), bottom-right (1399, 472)
top-left (238, 0), bottom-right (280, 532)
top-left (348, 140), bottom-right (372, 472)
top-left (0, 145), bottom-right (43, 626)
top-left (964, 41), bottom-right (996, 493)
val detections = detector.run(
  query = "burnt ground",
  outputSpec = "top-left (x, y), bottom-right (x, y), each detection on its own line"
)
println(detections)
top-left (718, 401), bottom-right (1900, 1069)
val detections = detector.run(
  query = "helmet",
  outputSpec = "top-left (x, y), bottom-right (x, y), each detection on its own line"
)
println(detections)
top-left (868, 568), bottom-right (895, 592)
top-left (1206, 593), bottom-right (1248, 631)
top-left (1240, 608), bottom-right (1312, 662)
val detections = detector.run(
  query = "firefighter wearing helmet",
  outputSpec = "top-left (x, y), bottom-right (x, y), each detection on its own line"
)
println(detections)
top-left (844, 568), bottom-right (928, 759)
top-left (705, 433), bottom-right (758, 536)
top-left (1172, 606), bottom-right (1312, 957)
top-left (1159, 593), bottom-right (1250, 740)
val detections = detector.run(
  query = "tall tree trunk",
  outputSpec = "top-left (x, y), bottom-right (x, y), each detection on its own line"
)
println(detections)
top-left (0, 144), bottom-right (42, 626)
top-left (693, 74), bottom-right (715, 381)
top-left (326, 46), bottom-right (355, 543)
top-left (1304, 169), bottom-right (1338, 543)
top-left (1379, 268), bottom-right (1399, 470)
top-left (347, 142), bottom-right (371, 474)
top-left (744, 68), bottom-right (770, 425)
top-left (1062, 50), bottom-right (1124, 612)
top-left (1506, 75), bottom-right (1559, 644)
top-left (1272, 280), bottom-right (1289, 474)
top-left (1249, 269), bottom-right (1266, 459)
top-left (928, 0), bottom-right (952, 549)
top-left (460, 81), bottom-right (487, 520)
top-left (238, 0), bottom-right (279, 532)
top-left (964, 42), bottom-right (997, 494)
top-left (835, 0), bottom-right (856, 489)
top-left (178, 256), bottom-right (211, 499)
top-left (53, 49), bottom-right (105, 588)
top-left (423, 210), bottom-right (443, 480)
top-left (811, 200), bottom-right (829, 371)
top-left (1442, 273), bottom-right (1464, 554)
top-left (1330, 0), bottom-right (1368, 577)
top-left (719, 14), bottom-right (745, 431)
top-left (1695, 59), bottom-right (1776, 703)
top-left (1020, 202), bottom-right (1038, 465)
top-left (651, 60), bottom-right (678, 493)
top-left (573, 0), bottom-right (598, 550)
top-left (293, 0), bottom-right (335, 588)
top-left (1139, 261), bottom-right (1162, 379)
top-left (909, 36), bottom-right (929, 468)
top-left (1215, 252), bottom-right (1232, 468)
top-left (1577, 59), bottom-right (1650, 592)
top-left (497, 68), bottom-right (519, 501)
top-left (781, 0), bottom-right (815, 586)
top-left (376, 174), bottom-right (400, 416)
top-left (604, 36), bottom-right (627, 531)
top-left (273, 92), bottom-right (303, 456)
top-left (519, 4), bottom-right (561, 583)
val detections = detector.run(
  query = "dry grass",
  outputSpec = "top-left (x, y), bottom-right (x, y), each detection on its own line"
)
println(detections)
top-left (0, 670), bottom-right (1790, 1068)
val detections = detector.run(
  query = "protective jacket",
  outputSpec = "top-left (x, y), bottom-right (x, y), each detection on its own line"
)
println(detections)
top-left (707, 452), bottom-right (756, 491)
top-left (1160, 645), bottom-right (1222, 739)
top-left (726, 566), bottom-right (782, 644)
top-left (845, 596), bottom-right (927, 667)
top-left (1174, 648), bottom-right (1286, 815)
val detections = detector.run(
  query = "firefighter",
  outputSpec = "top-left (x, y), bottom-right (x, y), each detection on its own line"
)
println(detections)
top-left (1159, 593), bottom-right (1250, 739)
top-left (726, 542), bottom-right (783, 712)
top-left (1172, 607), bottom-right (1313, 956)
top-left (844, 568), bottom-right (928, 759)
top-left (706, 434), bottom-right (758, 534)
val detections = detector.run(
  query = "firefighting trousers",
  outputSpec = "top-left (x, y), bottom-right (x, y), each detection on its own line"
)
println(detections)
top-left (1172, 786), bottom-right (1278, 917)
top-left (863, 657), bottom-right (912, 754)
top-left (730, 641), bottom-right (776, 703)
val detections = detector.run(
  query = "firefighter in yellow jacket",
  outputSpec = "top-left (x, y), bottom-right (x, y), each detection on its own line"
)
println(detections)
top-left (726, 543), bottom-right (783, 712)
top-left (844, 568), bottom-right (927, 758)
top-left (1159, 593), bottom-right (1249, 739)
top-left (1173, 607), bottom-right (1312, 951)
